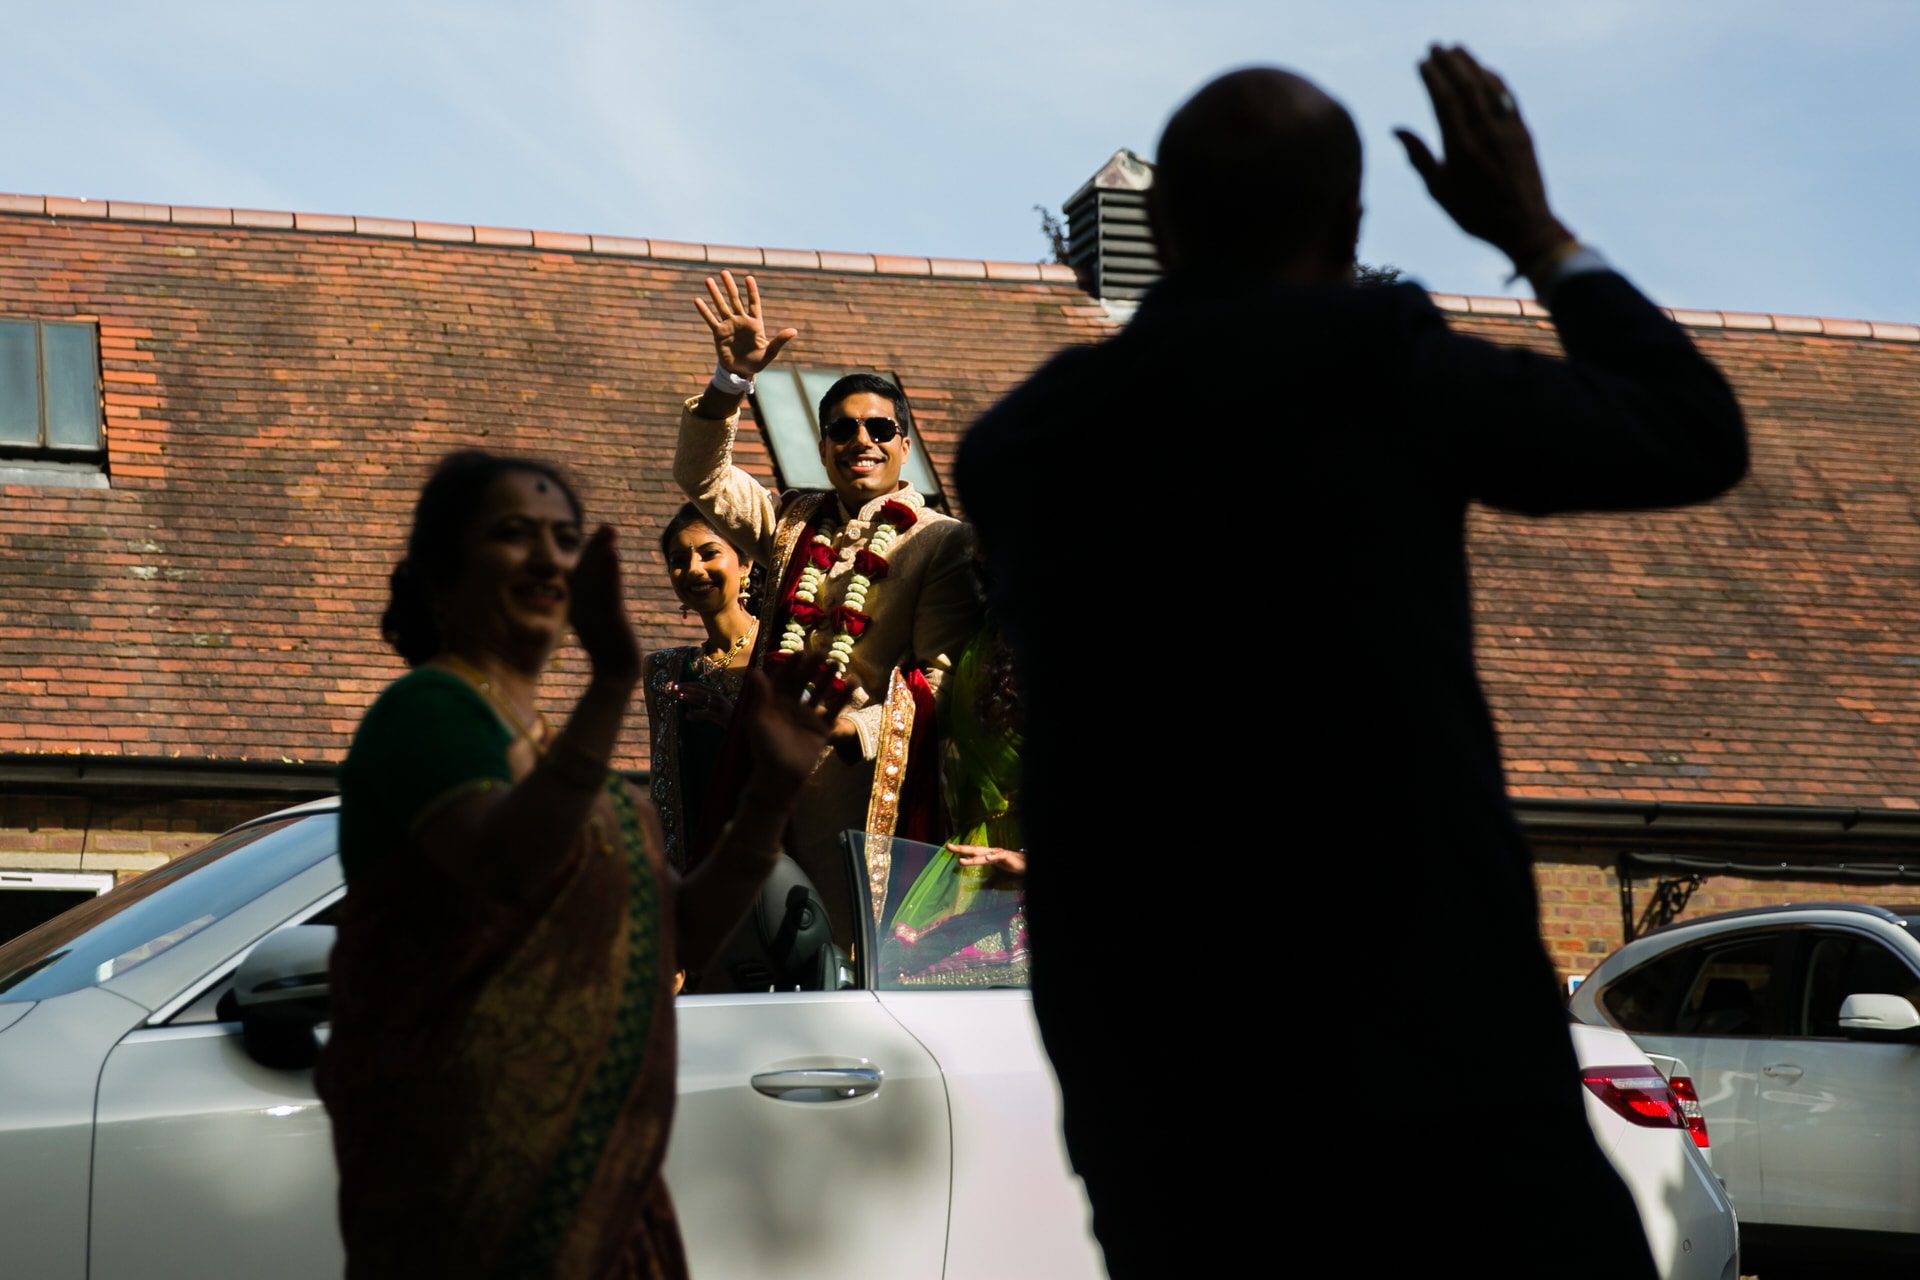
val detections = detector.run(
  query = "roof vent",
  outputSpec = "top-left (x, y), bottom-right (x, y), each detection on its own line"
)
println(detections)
top-left (1063, 149), bottom-right (1160, 302)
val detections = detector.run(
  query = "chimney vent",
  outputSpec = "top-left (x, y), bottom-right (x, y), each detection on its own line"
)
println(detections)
top-left (1063, 149), bottom-right (1161, 301)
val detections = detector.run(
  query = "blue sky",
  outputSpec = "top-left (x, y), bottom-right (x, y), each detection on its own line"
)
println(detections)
top-left (11, 2), bottom-right (1918, 321)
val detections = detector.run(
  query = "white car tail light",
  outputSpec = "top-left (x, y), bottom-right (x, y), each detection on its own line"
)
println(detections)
top-left (1667, 1074), bottom-right (1710, 1148)
top-left (1582, 1066), bottom-right (1686, 1132)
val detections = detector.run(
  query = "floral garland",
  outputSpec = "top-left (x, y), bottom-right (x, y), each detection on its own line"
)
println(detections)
top-left (771, 497), bottom-right (920, 682)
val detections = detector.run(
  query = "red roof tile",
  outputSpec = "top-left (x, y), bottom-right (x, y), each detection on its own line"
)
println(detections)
top-left (588, 234), bottom-right (651, 258)
top-left (473, 225), bottom-right (534, 248)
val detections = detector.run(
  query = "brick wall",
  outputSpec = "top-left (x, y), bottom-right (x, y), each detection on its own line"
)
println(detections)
top-left (0, 790), bottom-right (308, 884)
top-left (1533, 843), bottom-right (1920, 983)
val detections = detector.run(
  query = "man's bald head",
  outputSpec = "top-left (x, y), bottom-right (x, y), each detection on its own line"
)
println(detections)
top-left (1150, 67), bottom-right (1363, 282)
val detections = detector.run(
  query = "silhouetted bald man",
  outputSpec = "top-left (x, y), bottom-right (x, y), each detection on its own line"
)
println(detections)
top-left (960, 48), bottom-right (1744, 1277)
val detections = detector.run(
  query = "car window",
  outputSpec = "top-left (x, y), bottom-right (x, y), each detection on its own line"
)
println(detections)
top-left (0, 814), bottom-right (337, 1004)
top-left (853, 833), bottom-right (1029, 991)
top-left (1603, 933), bottom-right (1781, 1036)
top-left (1796, 931), bottom-right (1920, 1038)
top-left (169, 894), bottom-right (344, 1025)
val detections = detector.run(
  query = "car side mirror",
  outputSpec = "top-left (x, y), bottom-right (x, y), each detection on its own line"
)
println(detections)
top-left (1837, 992), bottom-right (1920, 1039)
top-left (234, 924), bottom-right (335, 1069)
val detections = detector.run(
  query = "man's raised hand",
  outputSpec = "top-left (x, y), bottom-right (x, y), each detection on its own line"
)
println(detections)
top-left (1394, 44), bottom-right (1574, 273)
top-left (695, 271), bottom-right (799, 380)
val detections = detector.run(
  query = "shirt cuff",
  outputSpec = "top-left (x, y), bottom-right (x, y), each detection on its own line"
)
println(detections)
top-left (848, 702), bottom-right (883, 762)
top-left (1528, 245), bottom-right (1610, 305)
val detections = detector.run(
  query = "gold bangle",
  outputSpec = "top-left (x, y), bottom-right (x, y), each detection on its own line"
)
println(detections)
top-left (538, 736), bottom-right (611, 792)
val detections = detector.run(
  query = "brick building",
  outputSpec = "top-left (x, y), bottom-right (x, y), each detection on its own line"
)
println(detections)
top-left (3, 178), bottom-right (1919, 975)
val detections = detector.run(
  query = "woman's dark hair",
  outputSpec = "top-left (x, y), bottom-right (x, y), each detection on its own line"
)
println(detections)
top-left (658, 502), bottom-right (763, 614)
top-left (816, 372), bottom-right (910, 437)
top-left (382, 450), bottom-right (584, 666)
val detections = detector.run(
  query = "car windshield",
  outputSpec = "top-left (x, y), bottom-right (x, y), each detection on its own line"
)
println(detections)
top-left (851, 832), bottom-right (1029, 991)
top-left (0, 812), bottom-right (337, 1004)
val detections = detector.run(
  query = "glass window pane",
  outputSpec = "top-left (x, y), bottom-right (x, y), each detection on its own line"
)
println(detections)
top-left (1799, 933), bottom-right (1920, 1036)
top-left (1675, 936), bottom-right (1777, 1036)
top-left (40, 324), bottom-right (99, 450)
top-left (0, 815), bottom-right (336, 1003)
top-left (1603, 941), bottom-right (1708, 1032)
top-left (795, 369), bottom-right (838, 424)
top-left (898, 440), bottom-right (943, 503)
top-left (753, 368), bottom-right (831, 491)
top-left (851, 832), bottom-right (1028, 990)
top-left (0, 321), bottom-right (39, 445)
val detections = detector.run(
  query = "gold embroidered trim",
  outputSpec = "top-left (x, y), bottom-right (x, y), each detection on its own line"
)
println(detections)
top-left (404, 776), bottom-right (510, 839)
top-left (862, 669), bottom-right (918, 922)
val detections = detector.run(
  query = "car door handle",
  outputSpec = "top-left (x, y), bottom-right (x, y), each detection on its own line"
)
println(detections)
top-left (750, 1068), bottom-right (883, 1101)
top-left (1762, 1063), bottom-right (1804, 1081)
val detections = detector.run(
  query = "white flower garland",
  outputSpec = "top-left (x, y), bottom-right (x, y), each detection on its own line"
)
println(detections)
top-left (774, 501), bottom-right (915, 679)
top-left (777, 520), bottom-right (836, 658)
top-left (825, 519), bottom-right (900, 677)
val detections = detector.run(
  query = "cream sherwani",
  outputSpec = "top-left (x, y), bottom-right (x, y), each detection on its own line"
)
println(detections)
top-left (673, 398), bottom-right (980, 941)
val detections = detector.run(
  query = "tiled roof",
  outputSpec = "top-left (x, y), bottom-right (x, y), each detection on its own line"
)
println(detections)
top-left (4, 192), bottom-right (1920, 812)
top-left (0, 192), bottom-right (1082, 284)
top-left (0, 200), bottom-right (1101, 769)
top-left (1444, 304), bottom-right (1920, 811)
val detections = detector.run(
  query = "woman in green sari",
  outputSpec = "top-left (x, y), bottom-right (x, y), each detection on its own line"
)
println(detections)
top-left (319, 451), bottom-right (849, 1279)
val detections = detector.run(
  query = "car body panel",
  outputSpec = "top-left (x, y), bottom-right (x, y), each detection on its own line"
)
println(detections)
top-left (90, 1023), bottom-right (341, 1280)
top-left (874, 990), bottom-right (1106, 1280)
top-left (0, 986), bottom-right (151, 1280)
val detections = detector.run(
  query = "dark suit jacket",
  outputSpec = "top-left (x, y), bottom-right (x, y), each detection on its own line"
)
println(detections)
top-left (957, 270), bottom-right (1745, 1265)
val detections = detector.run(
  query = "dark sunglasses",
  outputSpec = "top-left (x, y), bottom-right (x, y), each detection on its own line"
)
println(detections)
top-left (823, 416), bottom-right (904, 445)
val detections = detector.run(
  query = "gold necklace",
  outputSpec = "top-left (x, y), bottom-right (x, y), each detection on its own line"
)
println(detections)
top-left (437, 654), bottom-right (551, 751)
top-left (433, 655), bottom-right (617, 860)
top-left (692, 620), bottom-right (756, 677)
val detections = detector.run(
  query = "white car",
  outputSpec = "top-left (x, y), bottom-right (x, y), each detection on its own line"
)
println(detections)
top-left (0, 796), bottom-right (1740, 1279)
top-left (1570, 1020), bottom-right (1739, 1280)
top-left (0, 800), bottom-right (1106, 1279)
top-left (1571, 903), bottom-right (1920, 1275)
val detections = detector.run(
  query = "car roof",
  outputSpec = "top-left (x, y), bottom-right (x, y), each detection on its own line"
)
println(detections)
top-left (244, 794), bottom-right (341, 824)
top-left (1646, 900), bottom-right (1912, 935)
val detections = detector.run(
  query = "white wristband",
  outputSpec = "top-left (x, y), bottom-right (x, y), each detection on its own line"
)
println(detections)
top-left (711, 362), bottom-right (754, 397)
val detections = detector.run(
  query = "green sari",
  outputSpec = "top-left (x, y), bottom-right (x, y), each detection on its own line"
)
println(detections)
top-left (319, 668), bottom-right (687, 1279)
top-left (880, 625), bottom-right (1030, 986)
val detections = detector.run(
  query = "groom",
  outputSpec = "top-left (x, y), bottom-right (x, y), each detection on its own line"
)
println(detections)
top-left (669, 271), bottom-right (979, 941)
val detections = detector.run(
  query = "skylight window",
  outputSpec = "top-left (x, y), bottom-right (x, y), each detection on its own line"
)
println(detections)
top-left (751, 367), bottom-right (944, 505)
top-left (0, 320), bottom-right (103, 459)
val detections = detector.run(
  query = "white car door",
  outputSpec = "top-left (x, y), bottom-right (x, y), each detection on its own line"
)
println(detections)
top-left (89, 1021), bottom-right (342, 1280)
top-left (92, 970), bottom-right (952, 1280)
top-left (83, 831), bottom-right (347, 1280)
top-left (1755, 928), bottom-right (1920, 1233)
top-left (667, 990), bottom-right (950, 1280)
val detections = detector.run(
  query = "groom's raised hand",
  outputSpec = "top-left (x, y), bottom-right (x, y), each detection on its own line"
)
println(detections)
top-left (693, 270), bottom-right (799, 419)
top-left (696, 271), bottom-right (799, 380)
